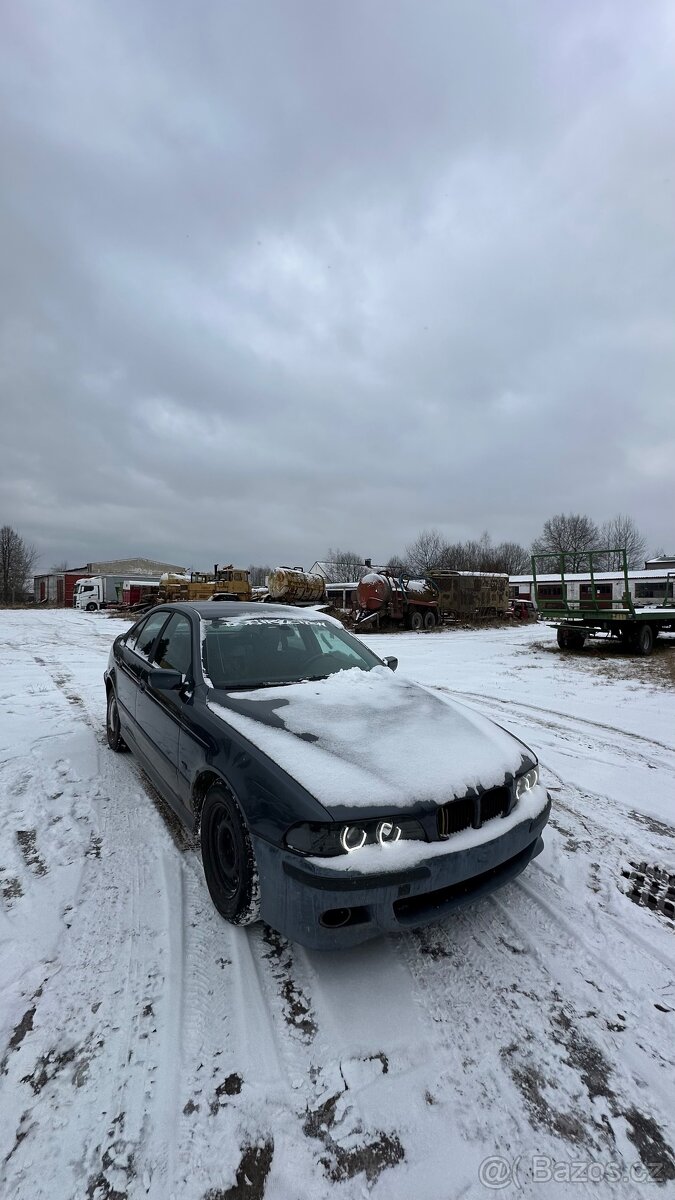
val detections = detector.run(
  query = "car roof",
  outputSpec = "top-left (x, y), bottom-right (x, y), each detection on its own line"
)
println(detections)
top-left (151, 601), bottom-right (331, 620)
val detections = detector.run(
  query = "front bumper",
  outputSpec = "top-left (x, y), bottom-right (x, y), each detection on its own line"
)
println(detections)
top-left (253, 797), bottom-right (551, 950)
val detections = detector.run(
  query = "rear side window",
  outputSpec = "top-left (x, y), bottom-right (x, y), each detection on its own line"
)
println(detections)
top-left (152, 614), bottom-right (193, 675)
top-left (129, 611), bottom-right (170, 660)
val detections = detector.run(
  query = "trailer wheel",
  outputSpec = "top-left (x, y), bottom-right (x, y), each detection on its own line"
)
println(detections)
top-left (636, 624), bottom-right (654, 656)
top-left (424, 610), bottom-right (437, 630)
top-left (409, 610), bottom-right (424, 632)
top-left (557, 628), bottom-right (584, 651)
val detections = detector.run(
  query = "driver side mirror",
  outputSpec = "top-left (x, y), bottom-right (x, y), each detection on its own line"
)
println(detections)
top-left (383, 656), bottom-right (398, 672)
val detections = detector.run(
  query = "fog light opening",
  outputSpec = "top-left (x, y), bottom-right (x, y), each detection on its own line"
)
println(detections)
top-left (320, 907), bottom-right (353, 928)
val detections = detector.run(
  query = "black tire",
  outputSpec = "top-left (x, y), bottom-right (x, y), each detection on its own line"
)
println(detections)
top-left (409, 609), bottom-right (424, 632)
top-left (106, 689), bottom-right (127, 752)
top-left (424, 610), bottom-right (437, 630)
top-left (636, 624), bottom-right (654, 657)
top-left (200, 785), bottom-right (260, 926)
top-left (557, 627), bottom-right (585, 651)
top-left (86, 602), bottom-right (97, 612)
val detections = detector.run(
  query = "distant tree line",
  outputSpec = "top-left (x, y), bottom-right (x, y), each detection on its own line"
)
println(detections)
top-left (0, 525), bottom-right (38, 604)
top-left (381, 511), bottom-right (649, 579)
top-left (393, 530), bottom-right (531, 577)
top-left (6, 509), bottom-right (654, 609)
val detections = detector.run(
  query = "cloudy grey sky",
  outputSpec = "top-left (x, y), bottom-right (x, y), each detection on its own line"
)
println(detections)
top-left (2, 0), bottom-right (674, 572)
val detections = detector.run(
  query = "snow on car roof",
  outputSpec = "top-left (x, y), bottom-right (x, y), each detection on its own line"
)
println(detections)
top-left (176, 600), bottom-right (339, 621)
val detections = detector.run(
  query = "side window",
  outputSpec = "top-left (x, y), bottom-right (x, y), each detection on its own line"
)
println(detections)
top-left (132, 611), bottom-right (170, 660)
top-left (152, 614), bottom-right (193, 676)
top-left (125, 616), bottom-right (149, 651)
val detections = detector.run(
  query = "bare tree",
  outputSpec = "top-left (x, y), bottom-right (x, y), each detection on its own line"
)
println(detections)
top-left (531, 513), bottom-right (600, 573)
top-left (51, 559), bottom-right (70, 573)
top-left (404, 529), bottom-right (448, 575)
top-left (440, 533), bottom-right (528, 575)
top-left (599, 515), bottom-right (647, 570)
top-left (490, 541), bottom-right (530, 575)
top-left (248, 563), bottom-right (272, 586)
top-left (323, 548), bottom-right (365, 584)
top-left (385, 555), bottom-right (409, 577)
top-left (0, 525), bottom-right (38, 604)
top-left (442, 541), bottom-right (472, 571)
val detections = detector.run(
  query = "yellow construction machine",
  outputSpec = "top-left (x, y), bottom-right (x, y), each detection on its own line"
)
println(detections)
top-left (157, 564), bottom-right (253, 605)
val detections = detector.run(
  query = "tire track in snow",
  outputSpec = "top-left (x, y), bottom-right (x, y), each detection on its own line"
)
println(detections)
top-left (445, 687), bottom-right (675, 763)
top-left (1, 637), bottom-right (182, 1199)
top-left (432, 687), bottom-right (675, 1137)
top-left (397, 892), bottom-right (675, 1195)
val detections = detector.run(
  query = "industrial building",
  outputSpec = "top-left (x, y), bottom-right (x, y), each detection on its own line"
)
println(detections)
top-left (33, 557), bottom-right (185, 606)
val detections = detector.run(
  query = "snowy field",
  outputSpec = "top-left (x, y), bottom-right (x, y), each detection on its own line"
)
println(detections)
top-left (1, 610), bottom-right (674, 1199)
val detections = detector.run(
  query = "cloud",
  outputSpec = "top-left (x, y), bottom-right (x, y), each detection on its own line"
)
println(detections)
top-left (1, 0), bottom-right (674, 570)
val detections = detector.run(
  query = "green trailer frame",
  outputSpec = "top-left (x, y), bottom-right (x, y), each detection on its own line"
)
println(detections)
top-left (530, 549), bottom-right (675, 655)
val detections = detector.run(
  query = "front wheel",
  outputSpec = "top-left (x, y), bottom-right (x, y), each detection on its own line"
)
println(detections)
top-left (106, 689), bottom-right (127, 752)
top-left (86, 602), bottom-right (97, 612)
top-left (200, 786), bottom-right (260, 926)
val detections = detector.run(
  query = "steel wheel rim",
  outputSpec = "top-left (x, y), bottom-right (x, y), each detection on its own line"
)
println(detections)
top-left (107, 694), bottom-right (119, 738)
top-left (208, 802), bottom-right (240, 899)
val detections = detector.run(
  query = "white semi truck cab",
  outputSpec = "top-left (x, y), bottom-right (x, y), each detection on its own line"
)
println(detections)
top-left (73, 576), bottom-right (123, 611)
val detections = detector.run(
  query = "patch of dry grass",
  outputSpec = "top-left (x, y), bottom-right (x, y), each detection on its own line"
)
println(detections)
top-left (530, 633), bottom-right (675, 690)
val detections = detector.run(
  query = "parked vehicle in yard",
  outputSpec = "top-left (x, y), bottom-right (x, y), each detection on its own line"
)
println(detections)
top-left (355, 570), bottom-right (510, 630)
top-left (74, 575), bottom-right (125, 610)
top-left (266, 567), bottom-right (327, 605)
top-left (104, 602), bottom-right (551, 948)
top-left (508, 598), bottom-right (538, 621)
top-left (75, 573), bottom-right (166, 611)
top-left (532, 549), bottom-right (675, 655)
top-left (122, 580), bottom-right (160, 607)
top-left (157, 565), bottom-right (253, 605)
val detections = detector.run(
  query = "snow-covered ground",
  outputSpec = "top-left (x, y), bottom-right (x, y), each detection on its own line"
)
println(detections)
top-left (1, 610), bottom-right (674, 1199)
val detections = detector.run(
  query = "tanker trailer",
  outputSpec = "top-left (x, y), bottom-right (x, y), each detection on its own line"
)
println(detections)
top-left (355, 572), bottom-right (439, 630)
top-left (266, 568), bottom-right (327, 605)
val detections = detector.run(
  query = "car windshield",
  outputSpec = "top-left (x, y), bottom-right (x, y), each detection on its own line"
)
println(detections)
top-left (201, 616), bottom-right (382, 690)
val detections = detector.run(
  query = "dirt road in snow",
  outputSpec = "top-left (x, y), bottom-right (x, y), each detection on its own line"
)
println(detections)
top-left (1, 611), bottom-right (674, 1199)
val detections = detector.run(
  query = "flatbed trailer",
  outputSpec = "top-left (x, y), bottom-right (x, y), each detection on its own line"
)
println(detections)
top-left (531, 549), bottom-right (675, 656)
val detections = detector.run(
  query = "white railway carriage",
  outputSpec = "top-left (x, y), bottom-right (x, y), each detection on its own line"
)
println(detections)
top-left (509, 568), bottom-right (675, 612)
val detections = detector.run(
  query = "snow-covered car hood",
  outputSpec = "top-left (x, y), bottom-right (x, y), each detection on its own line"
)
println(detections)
top-left (207, 666), bottom-right (531, 810)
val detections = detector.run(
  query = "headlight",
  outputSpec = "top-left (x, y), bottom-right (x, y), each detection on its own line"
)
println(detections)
top-left (340, 825), bottom-right (367, 853)
top-left (285, 816), bottom-right (426, 857)
top-left (516, 765), bottom-right (539, 799)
